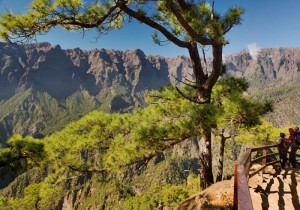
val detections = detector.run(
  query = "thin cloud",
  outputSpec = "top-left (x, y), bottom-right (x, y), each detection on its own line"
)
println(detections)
top-left (247, 43), bottom-right (261, 60)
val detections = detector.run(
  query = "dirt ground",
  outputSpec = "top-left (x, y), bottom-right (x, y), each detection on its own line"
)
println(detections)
top-left (249, 165), bottom-right (300, 210)
top-left (177, 164), bottom-right (300, 210)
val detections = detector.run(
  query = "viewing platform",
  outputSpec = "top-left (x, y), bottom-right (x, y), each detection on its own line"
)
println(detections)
top-left (248, 165), bottom-right (300, 209)
top-left (234, 144), bottom-right (300, 210)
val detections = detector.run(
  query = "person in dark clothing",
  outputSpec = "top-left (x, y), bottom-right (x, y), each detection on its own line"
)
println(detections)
top-left (294, 126), bottom-right (300, 146)
top-left (277, 132), bottom-right (288, 169)
top-left (294, 127), bottom-right (300, 167)
top-left (286, 128), bottom-right (297, 168)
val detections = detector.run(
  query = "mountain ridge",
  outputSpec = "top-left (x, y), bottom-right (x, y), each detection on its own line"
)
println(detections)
top-left (2, 42), bottom-right (300, 100)
top-left (1, 42), bottom-right (300, 142)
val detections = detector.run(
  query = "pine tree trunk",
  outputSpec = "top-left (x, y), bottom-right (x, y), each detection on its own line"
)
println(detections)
top-left (216, 137), bottom-right (226, 182)
top-left (198, 128), bottom-right (214, 190)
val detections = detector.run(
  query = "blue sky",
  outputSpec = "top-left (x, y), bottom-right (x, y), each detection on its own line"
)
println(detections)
top-left (0, 0), bottom-right (299, 57)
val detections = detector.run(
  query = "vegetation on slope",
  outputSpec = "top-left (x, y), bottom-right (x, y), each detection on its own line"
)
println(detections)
top-left (0, 84), bottom-right (135, 144)
top-left (0, 77), bottom-right (273, 209)
top-left (250, 80), bottom-right (300, 127)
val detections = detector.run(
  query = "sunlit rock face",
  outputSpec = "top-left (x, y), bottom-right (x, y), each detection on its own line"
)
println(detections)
top-left (1, 42), bottom-right (300, 140)
top-left (0, 42), bottom-right (194, 101)
top-left (2, 42), bottom-right (300, 101)
top-left (224, 48), bottom-right (300, 90)
top-left (0, 42), bottom-right (194, 141)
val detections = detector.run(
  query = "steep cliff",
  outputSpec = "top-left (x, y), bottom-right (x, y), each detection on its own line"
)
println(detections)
top-left (225, 48), bottom-right (300, 88)
top-left (1, 43), bottom-right (300, 141)
top-left (0, 42), bottom-right (194, 142)
top-left (224, 48), bottom-right (300, 127)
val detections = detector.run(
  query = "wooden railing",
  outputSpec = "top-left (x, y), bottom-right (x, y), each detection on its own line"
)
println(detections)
top-left (233, 143), bottom-right (280, 210)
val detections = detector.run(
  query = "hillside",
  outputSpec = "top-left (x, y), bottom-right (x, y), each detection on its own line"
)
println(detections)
top-left (0, 110), bottom-right (201, 209)
top-left (1, 43), bottom-right (300, 143)
top-left (0, 42), bottom-right (193, 143)
top-left (224, 48), bottom-right (300, 127)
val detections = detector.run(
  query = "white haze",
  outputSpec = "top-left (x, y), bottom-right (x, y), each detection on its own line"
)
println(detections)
top-left (247, 43), bottom-right (261, 60)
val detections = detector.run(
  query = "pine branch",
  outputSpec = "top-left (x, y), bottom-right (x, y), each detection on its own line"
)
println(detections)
top-left (118, 0), bottom-right (190, 48)
top-left (68, 165), bottom-right (106, 173)
top-left (175, 86), bottom-right (205, 104)
top-left (173, 75), bottom-right (197, 88)
top-left (183, 76), bottom-right (197, 84)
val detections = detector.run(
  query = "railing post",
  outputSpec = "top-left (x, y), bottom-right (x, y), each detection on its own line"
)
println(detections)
top-left (262, 148), bottom-right (267, 169)
top-left (233, 164), bottom-right (238, 210)
top-left (262, 148), bottom-right (267, 181)
top-left (233, 144), bottom-right (279, 210)
top-left (245, 148), bottom-right (252, 178)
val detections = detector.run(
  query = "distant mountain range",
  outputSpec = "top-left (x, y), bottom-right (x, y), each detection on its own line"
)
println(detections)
top-left (225, 47), bottom-right (300, 88)
top-left (1, 42), bottom-right (300, 143)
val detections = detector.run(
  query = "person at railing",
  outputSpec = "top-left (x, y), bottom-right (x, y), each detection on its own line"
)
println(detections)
top-left (284, 128), bottom-right (296, 168)
top-left (289, 127), bottom-right (298, 168)
top-left (295, 127), bottom-right (300, 145)
top-left (277, 132), bottom-right (289, 169)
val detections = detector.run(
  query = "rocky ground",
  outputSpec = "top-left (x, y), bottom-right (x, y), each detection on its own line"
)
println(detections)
top-left (177, 164), bottom-right (300, 210)
top-left (249, 165), bottom-right (300, 210)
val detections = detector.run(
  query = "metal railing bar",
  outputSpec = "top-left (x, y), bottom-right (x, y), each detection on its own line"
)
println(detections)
top-left (251, 152), bottom-right (279, 163)
top-left (233, 143), bottom-right (281, 209)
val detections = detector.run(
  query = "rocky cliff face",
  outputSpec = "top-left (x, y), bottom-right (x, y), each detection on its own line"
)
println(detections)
top-left (0, 42), bottom-right (194, 141)
top-left (0, 42), bottom-right (194, 102)
top-left (224, 48), bottom-right (300, 88)
top-left (226, 48), bottom-right (300, 127)
top-left (1, 42), bottom-right (300, 141)
top-left (2, 42), bottom-right (300, 102)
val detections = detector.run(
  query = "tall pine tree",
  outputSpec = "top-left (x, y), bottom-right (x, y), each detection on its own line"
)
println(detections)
top-left (0, 0), bottom-right (243, 189)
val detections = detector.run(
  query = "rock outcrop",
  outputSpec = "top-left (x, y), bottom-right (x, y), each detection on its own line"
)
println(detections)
top-left (2, 42), bottom-right (300, 141)
top-left (177, 179), bottom-right (234, 210)
top-left (2, 42), bottom-right (300, 102)
top-left (0, 42), bottom-right (195, 102)
top-left (224, 48), bottom-right (300, 91)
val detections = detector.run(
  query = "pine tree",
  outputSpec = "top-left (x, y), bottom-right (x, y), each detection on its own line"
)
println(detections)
top-left (0, 0), bottom-right (244, 189)
top-left (211, 77), bottom-right (272, 181)
top-left (0, 135), bottom-right (45, 168)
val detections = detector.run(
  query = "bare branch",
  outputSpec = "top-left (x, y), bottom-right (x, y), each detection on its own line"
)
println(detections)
top-left (165, 1), bottom-right (197, 38)
top-left (183, 76), bottom-right (196, 84)
top-left (172, 75), bottom-right (197, 88)
top-left (46, 4), bottom-right (121, 29)
top-left (175, 87), bottom-right (205, 104)
top-left (188, 43), bottom-right (206, 85)
top-left (117, 0), bottom-right (190, 48)
top-left (68, 165), bottom-right (106, 173)
top-left (201, 46), bottom-right (209, 76)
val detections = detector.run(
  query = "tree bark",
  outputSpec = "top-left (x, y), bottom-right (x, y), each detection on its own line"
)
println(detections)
top-left (188, 42), bottom-right (224, 190)
top-left (198, 128), bottom-right (214, 190)
top-left (122, 0), bottom-right (226, 191)
top-left (216, 136), bottom-right (226, 182)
